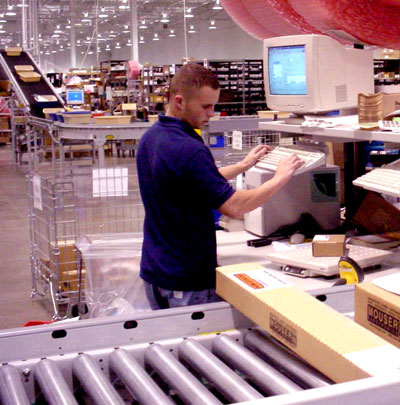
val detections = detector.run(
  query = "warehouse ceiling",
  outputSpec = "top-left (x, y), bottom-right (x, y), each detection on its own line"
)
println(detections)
top-left (0, 0), bottom-right (229, 55)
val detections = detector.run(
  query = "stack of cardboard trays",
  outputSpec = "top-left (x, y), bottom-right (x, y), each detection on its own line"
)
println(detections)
top-left (216, 262), bottom-right (400, 384)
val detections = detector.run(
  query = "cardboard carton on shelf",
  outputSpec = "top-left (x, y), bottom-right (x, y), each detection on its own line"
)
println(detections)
top-left (14, 65), bottom-right (34, 73)
top-left (216, 262), bottom-right (400, 384)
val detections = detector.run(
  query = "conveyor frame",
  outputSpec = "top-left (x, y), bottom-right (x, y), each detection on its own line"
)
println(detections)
top-left (1, 286), bottom-right (400, 404)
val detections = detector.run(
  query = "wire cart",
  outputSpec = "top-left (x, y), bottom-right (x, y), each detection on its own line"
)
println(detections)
top-left (27, 164), bottom-right (144, 320)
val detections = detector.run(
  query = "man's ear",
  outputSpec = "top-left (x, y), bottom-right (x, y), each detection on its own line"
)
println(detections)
top-left (174, 94), bottom-right (184, 111)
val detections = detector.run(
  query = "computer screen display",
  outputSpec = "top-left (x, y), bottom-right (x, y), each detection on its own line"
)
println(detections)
top-left (268, 45), bottom-right (306, 95)
top-left (66, 89), bottom-right (84, 105)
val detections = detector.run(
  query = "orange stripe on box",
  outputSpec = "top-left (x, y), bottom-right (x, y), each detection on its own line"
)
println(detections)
top-left (234, 273), bottom-right (264, 289)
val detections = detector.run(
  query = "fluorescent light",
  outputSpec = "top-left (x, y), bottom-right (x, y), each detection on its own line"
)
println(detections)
top-left (5, 12), bottom-right (16, 16)
top-left (185, 8), bottom-right (193, 18)
top-left (209, 20), bottom-right (217, 29)
top-left (153, 33), bottom-right (159, 41)
top-left (0, 30), bottom-right (5, 34)
top-left (139, 36), bottom-right (145, 44)
top-left (160, 13), bottom-right (169, 23)
top-left (169, 29), bottom-right (175, 37)
top-left (139, 20), bottom-right (147, 28)
top-left (99, 14), bottom-right (108, 18)
top-left (213, 0), bottom-right (223, 10)
top-left (188, 25), bottom-right (195, 33)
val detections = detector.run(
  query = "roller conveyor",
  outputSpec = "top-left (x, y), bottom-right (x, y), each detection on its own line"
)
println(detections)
top-left (0, 50), bottom-right (64, 118)
top-left (1, 290), bottom-right (400, 404)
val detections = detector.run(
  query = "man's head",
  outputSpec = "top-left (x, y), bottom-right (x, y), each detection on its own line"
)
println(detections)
top-left (167, 63), bottom-right (220, 129)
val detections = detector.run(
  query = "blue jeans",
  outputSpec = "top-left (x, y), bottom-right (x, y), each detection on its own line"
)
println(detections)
top-left (143, 281), bottom-right (222, 310)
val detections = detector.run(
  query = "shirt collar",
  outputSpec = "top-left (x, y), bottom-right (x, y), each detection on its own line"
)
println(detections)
top-left (158, 114), bottom-right (204, 143)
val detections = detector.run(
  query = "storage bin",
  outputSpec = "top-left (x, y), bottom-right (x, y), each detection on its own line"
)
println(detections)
top-left (62, 112), bottom-right (91, 124)
top-left (18, 71), bottom-right (41, 83)
top-left (6, 47), bottom-right (22, 56)
top-left (15, 65), bottom-right (34, 72)
top-left (43, 107), bottom-right (65, 119)
top-left (94, 115), bottom-right (131, 125)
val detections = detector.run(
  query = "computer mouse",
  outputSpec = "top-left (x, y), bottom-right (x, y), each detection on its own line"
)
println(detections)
top-left (290, 232), bottom-right (305, 244)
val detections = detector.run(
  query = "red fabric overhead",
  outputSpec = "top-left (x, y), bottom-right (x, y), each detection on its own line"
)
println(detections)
top-left (222, 0), bottom-right (400, 49)
top-left (221, 0), bottom-right (315, 40)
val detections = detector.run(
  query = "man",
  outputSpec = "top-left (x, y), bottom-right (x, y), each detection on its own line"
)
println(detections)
top-left (137, 63), bottom-right (302, 310)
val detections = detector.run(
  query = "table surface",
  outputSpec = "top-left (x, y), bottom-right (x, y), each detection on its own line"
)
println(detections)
top-left (216, 230), bottom-right (400, 291)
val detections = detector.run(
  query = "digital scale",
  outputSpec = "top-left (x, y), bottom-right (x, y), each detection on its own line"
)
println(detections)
top-left (266, 244), bottom-right (394, 278)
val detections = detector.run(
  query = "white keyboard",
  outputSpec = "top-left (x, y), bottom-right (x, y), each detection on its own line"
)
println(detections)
top-left (353, 165), bottom-right (400, 196)
top-left (255, 146), bottom-right (326, 175)
top-left (378, 120), bottom-right (400, 132)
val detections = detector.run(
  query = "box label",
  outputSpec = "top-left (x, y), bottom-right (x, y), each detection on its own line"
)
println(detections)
top-left (231, 268), bottom-right (292, 292)
top-left (270, 313), bottom-right (297, 348)
top-left (368, 301), bottom-right (400, 339)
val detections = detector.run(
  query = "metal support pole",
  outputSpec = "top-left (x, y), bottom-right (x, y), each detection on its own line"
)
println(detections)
top-left (109, 349), bottom-right (175, 405)
top-left (212, 334), bottom-right (302, 395)
top-left (69, 0), bottom-right (76, 68)
top-left (244, 329), bottom-right (332, 389)
top-left (72, 353), bottom-right (124, 405)
top-left (179, 338), bottom-right (263, 403)
top-left (144, 343), bottom-right (222, 405)
top-left (130, 0), bottom-right (139, 61)
top-left (35, 359), bottom-right (78, 405)
top-left (0, 365), bottom-right (30, 405)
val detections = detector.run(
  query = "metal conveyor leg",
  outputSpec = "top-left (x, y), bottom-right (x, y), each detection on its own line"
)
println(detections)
top-left (0, 364), bottom-right (30, 405)
top-left (144, 343), bottom-right (222, 405)
top-left (212, 334), bottom-right (302, 395)
top-left (72, 353), bottom-right (124, 405)
top-left (179, 338), bottom-right (263, 403)
top-left (35, 359), bottom-right (78, 405)
top-left (244, 329), bottom-right (332, 389)
top-left (109, 349), bottom-right (175, 405)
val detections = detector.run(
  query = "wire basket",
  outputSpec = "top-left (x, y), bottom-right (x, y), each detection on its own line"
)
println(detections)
top-left (27, 164), bottom-right (144, 320)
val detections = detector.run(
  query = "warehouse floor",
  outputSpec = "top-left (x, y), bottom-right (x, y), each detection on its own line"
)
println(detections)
top-left (0, 145), bottom-right (53, 329)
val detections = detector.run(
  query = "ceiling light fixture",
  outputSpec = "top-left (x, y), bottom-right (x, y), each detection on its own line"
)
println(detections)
top-left (139, 36), bottom-right (145, 44)
top-left (115, 43), bottom-right (121, 49)
top-left (99, 14), bottom-right (108, 18)
top-left (160, 13), bottom-right (169, 23)
top-left (185, 8), bottom-right (193, 18)
top-left (169, 29), bottom-right (175, 37)
top-left (213, 0), bottom-right (223, 10)
top-left (139, 20), bottom-right (147, 29)
top-left (153, 33), bottom-right (159, 41)
top-left (209, 20), bottom-right (217, 29)
top-left (188, 25), bottom-right (195, 33)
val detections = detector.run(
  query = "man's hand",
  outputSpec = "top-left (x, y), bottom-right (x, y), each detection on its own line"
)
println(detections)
top-left (241, 145), bottom-right (272, 171)
top-left (273, 153), bottom-right (304, 184)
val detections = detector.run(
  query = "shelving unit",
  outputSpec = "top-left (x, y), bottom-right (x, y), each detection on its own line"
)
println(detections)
top-left (141, 64), bottom-right (171, 113)
top-left (206, 59), bottom-right (267, 116)
top-left (374, 58), bottom-right (400, 86)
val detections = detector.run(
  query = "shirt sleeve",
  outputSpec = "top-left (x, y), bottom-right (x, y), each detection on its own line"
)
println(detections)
top-left (183, 147), bottom-right (235, 209)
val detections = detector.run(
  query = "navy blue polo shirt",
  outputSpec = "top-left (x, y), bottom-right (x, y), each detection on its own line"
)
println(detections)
top-left (136, 115), bottom-right (235, 291)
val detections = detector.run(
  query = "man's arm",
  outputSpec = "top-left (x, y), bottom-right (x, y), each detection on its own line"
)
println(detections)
top-left (219, 145), bottom-right (270, 181)
top-left (218, 153), bottom-right (303, 218)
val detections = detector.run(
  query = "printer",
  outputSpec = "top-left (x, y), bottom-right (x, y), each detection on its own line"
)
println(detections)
top-left (244, 165), bottom-right (341, 237)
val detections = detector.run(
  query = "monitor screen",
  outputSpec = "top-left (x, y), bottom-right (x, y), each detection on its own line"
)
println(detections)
top-left (66, 89), bottom-right (84, 105)
top-left (268, 45), bottom-right (306, 96)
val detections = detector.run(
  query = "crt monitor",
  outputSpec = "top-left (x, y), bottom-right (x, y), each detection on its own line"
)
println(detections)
top-left (66, 89), bottom-right (84, 105)
top-left (263, 34), bottom-right (374, 115)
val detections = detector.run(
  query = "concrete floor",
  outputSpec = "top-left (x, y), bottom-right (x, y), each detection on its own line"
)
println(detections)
top-left (0, 144), bottom-right (53, 330)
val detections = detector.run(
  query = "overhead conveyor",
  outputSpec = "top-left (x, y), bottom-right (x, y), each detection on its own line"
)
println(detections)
top-left (0, 49), bottom-right (64, 118)
top-left (1, 289), bottom-right (400, 404)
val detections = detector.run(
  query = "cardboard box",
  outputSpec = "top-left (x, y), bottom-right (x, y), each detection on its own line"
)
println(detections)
top-left (355, 282), bottom-right (400, 348)
top-left (352, 191), bottom-right (400, 234)
top-left (312, 234), bottom-right (346, 257)
top-left (0, 117), bottom-right (9, 130)
top-left (216, 262), bottom-right (400, 383)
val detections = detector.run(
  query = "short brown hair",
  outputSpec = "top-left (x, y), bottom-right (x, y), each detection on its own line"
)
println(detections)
top-left (169, 63), bottom-right (220, 100)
